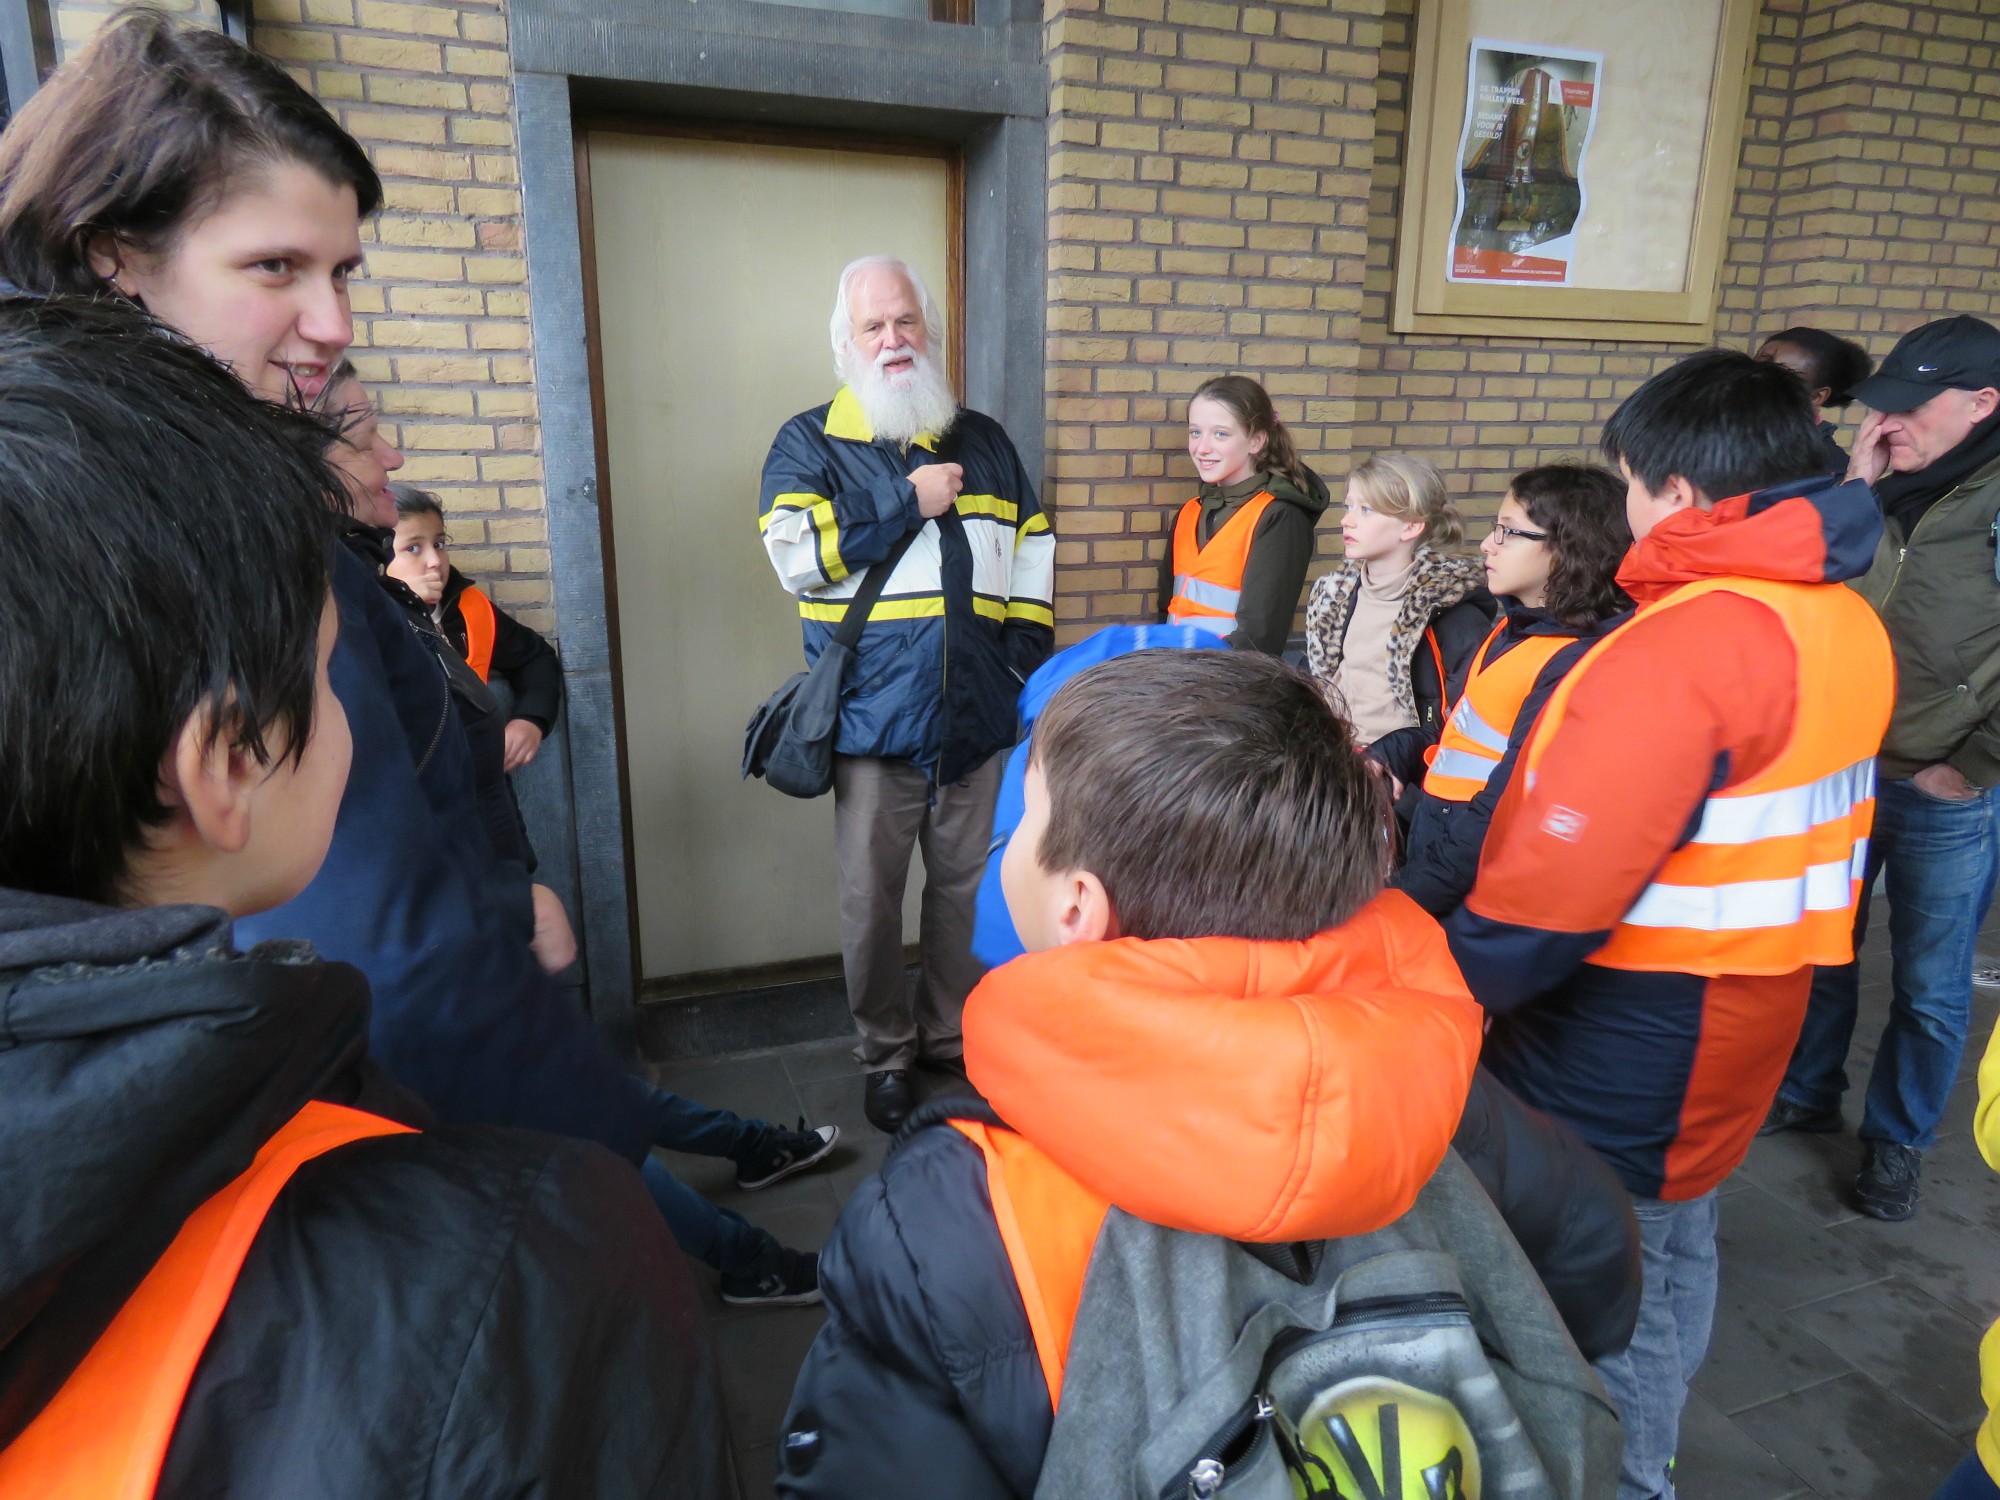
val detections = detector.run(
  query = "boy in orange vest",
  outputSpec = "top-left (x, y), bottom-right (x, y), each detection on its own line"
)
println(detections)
top-left (776, 649), bottom-right (1492, 1496)
top-left (1445, 349), bottom-right (1896, 1499)
top-left (386, 486), bottom-right (562, 777)
top-left (0, 298), bottom-right (723, 1494)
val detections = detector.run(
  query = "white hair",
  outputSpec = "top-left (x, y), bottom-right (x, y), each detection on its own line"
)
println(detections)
top-left (828, 255), bottom-right (945, 379)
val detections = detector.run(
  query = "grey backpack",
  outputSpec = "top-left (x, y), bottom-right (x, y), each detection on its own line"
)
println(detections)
top-left (1032, 1150), bottom-right (1621, 1500)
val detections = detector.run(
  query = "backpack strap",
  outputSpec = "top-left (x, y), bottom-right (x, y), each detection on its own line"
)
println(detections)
top-left (830, 525), bottom-right (921, 653)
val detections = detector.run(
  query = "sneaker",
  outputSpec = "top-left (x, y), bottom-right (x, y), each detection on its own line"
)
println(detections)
top-left (1854, 1141), bottom-right (1923, 1221)
top-left (736, 1119), bottom-right (840, 1191)
top-left (1758, 1095), bottom-right (1842, 1136)
top-left (720, 1245), bottom-right (821, 1307)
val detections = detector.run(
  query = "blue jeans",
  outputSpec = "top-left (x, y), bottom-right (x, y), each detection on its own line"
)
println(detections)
top-left (1936, 1454), bottom-right (2000, 1500)
top-left (1593, 1191), bottom-right (1720, 1500)
top-left (1780, 778), bottom-right (2000, 1149)
top-left (638, 1088), bottom-right (775, 1276)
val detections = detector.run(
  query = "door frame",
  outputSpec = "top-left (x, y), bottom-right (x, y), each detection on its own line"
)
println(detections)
top-left (573, 118), bottom-right (967, 995)
top-left (509, 6), bottom-right (1046, 1043)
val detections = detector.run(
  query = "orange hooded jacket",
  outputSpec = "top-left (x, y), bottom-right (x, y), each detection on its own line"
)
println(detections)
top-left (957, 889), bottom-right (1485, 1405)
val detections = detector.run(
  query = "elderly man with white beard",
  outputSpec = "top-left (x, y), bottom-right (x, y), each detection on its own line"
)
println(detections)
top-left (759, 255), bottom-right (1056, 1132)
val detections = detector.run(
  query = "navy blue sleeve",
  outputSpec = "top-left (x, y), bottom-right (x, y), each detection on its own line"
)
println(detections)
top-left (237, 549), bottom-right (654, 1163)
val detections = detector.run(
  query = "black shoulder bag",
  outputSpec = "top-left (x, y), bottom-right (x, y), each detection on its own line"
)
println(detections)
top-left (743, 526), bottom-right (920, 799)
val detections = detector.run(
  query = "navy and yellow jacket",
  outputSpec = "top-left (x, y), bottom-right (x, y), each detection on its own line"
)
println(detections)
top-left (759, 387), bottom-right (1056, 784)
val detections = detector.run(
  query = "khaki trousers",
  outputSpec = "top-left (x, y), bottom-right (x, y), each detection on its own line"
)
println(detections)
top-left (832, 752), bottom-right (1001, 1072)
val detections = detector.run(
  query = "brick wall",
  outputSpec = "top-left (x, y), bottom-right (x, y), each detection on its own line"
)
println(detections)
top-left (1042, 0), bottom-right (2000, 642)
top-left (51, 0), bottom-right (555, 632)
top-left (42, 0), bottom-right (2000, 649)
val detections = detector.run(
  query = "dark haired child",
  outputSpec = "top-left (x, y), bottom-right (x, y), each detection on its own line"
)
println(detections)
top-left (1387, 463), bottom-right (1632, 917)
top-left (778, 650), bottom-right (1635, 1497)
top-left (1757, 326), bottom-right (1875, 473)
top-left (0, 295), bottom-right (723, 1493)
top-left (1445, 348), bottom-right (1896, 1499)
top-left (1158, 373), bottom-right (1328, 654)
top-left (388, 488), bottom-right (563, 778)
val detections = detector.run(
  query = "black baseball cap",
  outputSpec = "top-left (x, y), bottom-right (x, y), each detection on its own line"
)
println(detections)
top-left (1849, 315), bottom-right (2000, 413)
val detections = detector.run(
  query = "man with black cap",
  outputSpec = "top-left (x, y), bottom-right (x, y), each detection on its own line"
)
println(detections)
top-left (1766, 314), bottom-right (2000, 1222)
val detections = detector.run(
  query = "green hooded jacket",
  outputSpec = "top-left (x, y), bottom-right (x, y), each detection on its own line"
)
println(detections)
top-left (1855, 452), bottom-right (2000, 784)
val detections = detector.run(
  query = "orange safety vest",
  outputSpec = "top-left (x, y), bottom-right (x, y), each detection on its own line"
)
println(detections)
top-left (0, 1102), bottom-right (415, 1500)
top-left (1421, 623), bottom-right (1576, 802)
top-left (1167, 493), bottom-right (1276, 636)
top-left (1522, 575), bottom-right (1894, 976)
top-left (946, 1121), bottom-right (1110, 1409)
top-left (456, 583), bottom-right (497, 683)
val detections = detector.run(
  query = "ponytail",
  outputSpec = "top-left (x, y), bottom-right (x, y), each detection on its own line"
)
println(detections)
top-left (1189, 374), bottom-right (1317, 496)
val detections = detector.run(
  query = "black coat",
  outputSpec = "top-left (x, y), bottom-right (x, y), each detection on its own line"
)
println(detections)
top-left (438, 566), bottom-right (565, 732)
top-left (777, 1078), bottom-right (1639, 1498)
top-left (1391, 601), bottom-right (1626, 918)
top-left (0, 889), bottom-right (724, 1498)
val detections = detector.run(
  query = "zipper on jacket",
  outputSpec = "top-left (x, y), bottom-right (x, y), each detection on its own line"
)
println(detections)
top-left (1877, 483), bottom-right (1964, 615)
top-left (1162, 1394), bottom-right (1273, 1500)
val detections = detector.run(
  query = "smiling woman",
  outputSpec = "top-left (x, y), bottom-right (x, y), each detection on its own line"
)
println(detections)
top-left (0, 7), bottom-right (378, 404)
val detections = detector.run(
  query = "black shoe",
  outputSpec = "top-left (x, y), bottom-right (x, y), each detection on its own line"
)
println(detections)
top-left (864, 1068), bottom-right (914, 1133)
top-left (719, 1245), bottom-right (821, 1307)
top-left (1758, 1095), bottom-right (1842, 1136)
top-left (922, 1052), bottom-right (969, 1079)
top-left (1854, 1141), bottom-right (1923, 1221)
top-left (736, 1118), bottom-right (840, 1191)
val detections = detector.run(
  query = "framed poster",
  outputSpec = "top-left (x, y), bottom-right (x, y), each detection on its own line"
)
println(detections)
top-left (1392, 0), bottom-right (1756, 342)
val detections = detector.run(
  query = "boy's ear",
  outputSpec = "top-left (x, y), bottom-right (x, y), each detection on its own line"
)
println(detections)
top-left (1055, 869), bottom-right (1121, 946)
top-left (1661, 474), bottom-right (1711, 512)
top-left (157, 702), bottom-right (259, 856)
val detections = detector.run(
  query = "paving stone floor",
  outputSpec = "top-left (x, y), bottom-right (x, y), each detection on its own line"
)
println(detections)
top-left (650, 912), bottom-right (2000, 1500)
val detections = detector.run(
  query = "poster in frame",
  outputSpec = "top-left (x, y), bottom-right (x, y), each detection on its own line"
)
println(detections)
top-left (1391, 0), bottom-right (1757, 343)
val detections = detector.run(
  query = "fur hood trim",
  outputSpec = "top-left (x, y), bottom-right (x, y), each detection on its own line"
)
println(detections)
top-left (1305, 547), bottom-right (1486, 719)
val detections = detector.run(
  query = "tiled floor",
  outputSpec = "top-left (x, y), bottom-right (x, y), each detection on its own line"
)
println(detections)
top-left (651, 928), bottom-right (2000, 1500)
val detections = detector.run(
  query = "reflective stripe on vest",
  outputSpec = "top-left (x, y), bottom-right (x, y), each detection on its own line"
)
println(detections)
top-left (457, 583), bottom-right (497, 683)
top-left (1166, 492), bottom-right (1277, 636)
top-left (1521, 575), bottom-right (1895, 976)
top-left (0, 1102), bottom-right (416, 1499)
top-left (1421, 623), bottom-right (1576, 803)
top-left (946, 1120), bottom-right (1110, 1410)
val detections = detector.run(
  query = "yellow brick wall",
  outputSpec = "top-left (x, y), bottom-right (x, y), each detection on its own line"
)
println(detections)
top-left (44, 0), bottom-right (2000, 650)
top-left (1043, 0), bottom-right (2000, 642)
top-left (52, 0), bottom-right (554, 632)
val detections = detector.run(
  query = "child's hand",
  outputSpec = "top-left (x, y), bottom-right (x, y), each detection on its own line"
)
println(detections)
top-left (530, 884), bottom-right (577, 974)
top-left (504, 718), bottom-right (545, 771)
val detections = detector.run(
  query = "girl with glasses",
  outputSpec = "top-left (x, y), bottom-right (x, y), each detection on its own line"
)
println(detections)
top-left (1394, 463), bottom-right (1633, 917)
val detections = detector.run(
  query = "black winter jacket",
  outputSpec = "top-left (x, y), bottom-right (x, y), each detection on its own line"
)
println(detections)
top-left (0, 889), bottom-right (724, 1497)
top-left (1392, 600), bottom-right (1627, 918)
top-left (438, 565), bottom-right (564, 732)
top-left (1153, 467), bottom-right (1330, 655)
top-left (777, 1077), bottom-right (1639, 1498)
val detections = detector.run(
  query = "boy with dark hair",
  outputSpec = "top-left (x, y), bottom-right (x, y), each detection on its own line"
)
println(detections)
top-left (0, 296), bottom-right (723, 1494)
top-left (1447, 347), bottom-right (1896, 1500)
top-left (777, 650), bottom-right (1609, 1497)
top-left (387, 485), bottom-right (563, 776)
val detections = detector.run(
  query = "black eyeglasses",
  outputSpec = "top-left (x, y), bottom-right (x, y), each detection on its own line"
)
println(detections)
top-left (1488, 520), bottom-right (1550, 545)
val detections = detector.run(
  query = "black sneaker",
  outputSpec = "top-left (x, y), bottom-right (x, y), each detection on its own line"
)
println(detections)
top-left (736, 1119), bottom-right (839, 1191)
top-left (719, 1245), bottom-right (821, 1307)
top-left (1854, 1141), bottom-right (1923, 1221)
top-left (1758, 1095), bottom-right (1842, 1136)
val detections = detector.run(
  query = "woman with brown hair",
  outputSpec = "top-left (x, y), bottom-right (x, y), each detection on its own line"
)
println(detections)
top-left (1158, 373), bottom-right (1328, 654)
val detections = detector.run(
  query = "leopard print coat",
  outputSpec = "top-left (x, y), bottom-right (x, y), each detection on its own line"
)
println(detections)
top-left (1304, 546), bottom-right (1488, 722)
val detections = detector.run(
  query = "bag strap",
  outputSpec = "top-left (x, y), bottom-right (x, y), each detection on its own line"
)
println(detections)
top-left (831, 524), bottom-right (922, 652)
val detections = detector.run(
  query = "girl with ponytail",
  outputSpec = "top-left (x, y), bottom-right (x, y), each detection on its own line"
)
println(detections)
top-left (1159, 374), bottom-right (1330, 654)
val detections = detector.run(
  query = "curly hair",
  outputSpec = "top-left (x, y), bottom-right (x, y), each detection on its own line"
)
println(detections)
top-left (1348, 452), bottom-right (1463, 549)
top-left (1509, 463), bottom-right (1632, 628)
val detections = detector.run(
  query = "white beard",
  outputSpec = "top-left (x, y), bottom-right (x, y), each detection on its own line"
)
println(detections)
top-left (843, 342), bottom-right (959, 445)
